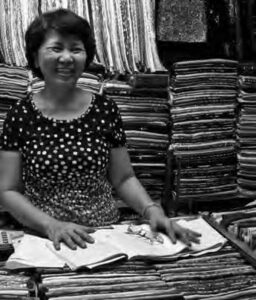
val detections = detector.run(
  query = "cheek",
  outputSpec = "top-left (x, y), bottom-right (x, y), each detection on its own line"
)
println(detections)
top-left (38, 54), bottom-right (57, 72)
top-left (76, 54), bottom-right (87, 70)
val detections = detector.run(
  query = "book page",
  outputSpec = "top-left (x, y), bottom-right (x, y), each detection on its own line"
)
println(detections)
top-left (5, 234), bottom-right (65, 269)
top-left (46, 229), bottom-right (127, 270)
top-left (176, 217), bottom-right (227, 252)
top-left (46, 226), bottom-right (187, 269)
top-left (110, 225), bottom-right (187, 259)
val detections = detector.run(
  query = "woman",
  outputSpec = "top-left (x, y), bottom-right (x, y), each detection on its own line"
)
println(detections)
top-left (0, 9), bottom-right (200, 250)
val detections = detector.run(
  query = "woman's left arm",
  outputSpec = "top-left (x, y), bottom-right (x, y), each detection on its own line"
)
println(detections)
top-left (109, 147), bottom-right (200, 246)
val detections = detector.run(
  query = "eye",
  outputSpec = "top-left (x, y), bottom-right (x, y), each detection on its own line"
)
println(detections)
top-left (72, 48), bottom-right (84, 54)
top-left (50, 46), bottom-right (62, 52)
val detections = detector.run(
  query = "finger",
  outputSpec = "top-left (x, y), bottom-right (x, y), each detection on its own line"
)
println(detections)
top-left (81, 226), bottom-right (96, 234)
top-left (187, 235), bottom-right (200, 244)
top-left (62, 233), bottom-right (77, 250)
top-left (187, 229), bottom-right (201, 237)
top-left (70, 231), bottom-right (87, 248)
top-left (179, 235), bottom-right (192, 247)
top-left (180, 229), bottom-right (201, 244)
top-left (53, 236), bottom-right (61, 251)
top-left (75, 228), bottom-right (94, 244)
top-left (165, 221), bottom-right (177, 244)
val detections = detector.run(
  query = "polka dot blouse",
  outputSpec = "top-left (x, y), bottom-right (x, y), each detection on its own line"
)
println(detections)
top-left (0, 93), bottom-right (127, 226)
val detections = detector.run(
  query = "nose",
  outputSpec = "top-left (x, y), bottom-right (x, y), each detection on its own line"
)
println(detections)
top-left (58, 49), bottom-right (73, 63)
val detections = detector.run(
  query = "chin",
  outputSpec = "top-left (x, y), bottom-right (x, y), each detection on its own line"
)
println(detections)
top-left (55, 77), bottom-right (77, 86)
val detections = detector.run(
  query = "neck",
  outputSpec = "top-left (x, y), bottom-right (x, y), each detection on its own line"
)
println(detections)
top-left (42, 85), bottom-right (78, 107)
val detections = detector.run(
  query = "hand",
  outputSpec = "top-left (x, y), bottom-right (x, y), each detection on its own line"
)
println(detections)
top-left (146, 206), bottom-right (201, 246)
top-left (45, 220), bottom-right (95, 250)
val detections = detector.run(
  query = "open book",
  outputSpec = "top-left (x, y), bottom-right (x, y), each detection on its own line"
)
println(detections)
top-left (5, 217), bottom-right (226, 270)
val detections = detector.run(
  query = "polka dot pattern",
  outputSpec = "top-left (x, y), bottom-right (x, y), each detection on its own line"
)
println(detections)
top-left (0, 93), bottom-right (127, 226)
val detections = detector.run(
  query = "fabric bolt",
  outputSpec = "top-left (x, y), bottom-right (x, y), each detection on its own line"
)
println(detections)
top-left (104, 80), bottom-right (169, 203)
top-left (0, 0), bottom-right (164, 73)
top-left (211, 206), bottom-right (256, 257)
top-left (28, 72), bottom-right (103, 95)
top-left (237, 75), bottom-right (256, 197)
top-left (0, 271), bottom-right (30, 298)
top-left (154, 245), bottom-right (256, 299)
top-left (0, 0), bottom-right (39, 66)
top-left (170, 59), bottom-right (238, 205)
top-left (0, 93), bottom-right (127, 226)
top-left (0, 64), bottom-right (29, 136)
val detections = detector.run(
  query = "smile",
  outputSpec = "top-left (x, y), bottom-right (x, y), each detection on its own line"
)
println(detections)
top-left (56, 69), bottom-right (74, 75)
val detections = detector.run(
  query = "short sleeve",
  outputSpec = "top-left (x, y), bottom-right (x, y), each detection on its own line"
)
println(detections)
top-left (108, 99), bottom-right (127, 148)
top-left (0, 104), bottom-right (21, 151)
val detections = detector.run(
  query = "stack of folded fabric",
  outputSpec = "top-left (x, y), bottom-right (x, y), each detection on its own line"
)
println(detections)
top-left (0, 270), bottom-right (32, 299)
top-left (211, 203), bottom-right (256, 251)
top-left (37, 261), bottom-right (182, 300)
top-left (237, 75), bottom-right (256, 198)
top-left (170, 59), bottom-right (238, 207)
top-left (104, 79), bottom-right (170, 203)
top-left (28, 72), bottom-right (103, 95)
top-left (154, 244), bottom-right (256, 299)
top-left (0, 64), bottom-right (29, 135)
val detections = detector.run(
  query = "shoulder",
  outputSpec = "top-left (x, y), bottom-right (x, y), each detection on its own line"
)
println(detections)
top-left (5, 93), bottom-right (32, 121)
top-left (94, 93), bottom-right (119, 114)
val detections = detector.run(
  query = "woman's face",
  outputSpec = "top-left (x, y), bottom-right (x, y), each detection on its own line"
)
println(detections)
top-left (35, 30), bottom-right (87, 87)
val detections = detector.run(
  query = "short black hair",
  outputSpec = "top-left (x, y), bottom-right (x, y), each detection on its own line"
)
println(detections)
top-left (25, 9), bottom-right (96, 79)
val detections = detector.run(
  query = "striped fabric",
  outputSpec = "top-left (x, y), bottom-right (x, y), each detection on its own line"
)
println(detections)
top-left (169, 59), bottom-right (238, 206)
top-left (104, 79), bottom-right (170, 204)
top-left (0, 0), bottom-right (165, 74)
top-left (0, 64), bottom-right (29, 135)
top-left (237, 76), bottom-right (256, 198)
top-left (0, 0), bottom-right (39, 66)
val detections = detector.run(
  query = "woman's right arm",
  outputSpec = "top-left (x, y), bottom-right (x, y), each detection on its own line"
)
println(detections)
top-left (0, 151), bottom-right (53, 232)
top-left (0, 151), bottom-right (94, 250)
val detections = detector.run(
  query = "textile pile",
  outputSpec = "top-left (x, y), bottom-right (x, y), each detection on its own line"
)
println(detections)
top-left (0, 0), bottom-right (39, 66)
top-left (28, 243), bottom-right (256, 300)
top-left (28, 72), bottom-right (103, 95)
top-left (0, 0), bottom-right (165, 74)
top-left (154, 244), bottom-right (256, 299)
top-left (35, 261), bottom-right (182, 300)
top-left (104, 79), bottom-right (170, 203)
top-left (0, 64), bottom-right (29, 135)
top-left (211, 204), bottom-right (256, 252)
top-left (170, 59), bottom-right (238, 207)
top-left (237, 75), bottom-right (256, 197)
top-left (0, 270), bottom-right (33, 299)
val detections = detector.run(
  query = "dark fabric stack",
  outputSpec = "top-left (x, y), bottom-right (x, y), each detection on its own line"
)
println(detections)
top-left (0, 270), bottom-right (33, 299)
top-left (17, 243), bottom-right (256, 300)
top-left (154, 244), bottom-right (256, 299)
top-left (211, 204), bottom-right (256, 251)
top-left (170, 59), bottom-right (238, 206)
top-left (0, 64), bottom-right (29, 135)
top-left (104, 80), bottom-right (170, 204)
top-left (37, 261), bottom-right (182, 300)
top-left (237, 76), bottom-right (256, 198)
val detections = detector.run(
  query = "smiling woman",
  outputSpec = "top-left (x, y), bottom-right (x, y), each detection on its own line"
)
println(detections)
top-left (0, 9), bottom-right (200, 251)
top-left (34, 30), bottom-right (87, 88)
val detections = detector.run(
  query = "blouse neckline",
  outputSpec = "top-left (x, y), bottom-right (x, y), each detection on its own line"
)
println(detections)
top-left (29, 92), bottom-right (96, 123)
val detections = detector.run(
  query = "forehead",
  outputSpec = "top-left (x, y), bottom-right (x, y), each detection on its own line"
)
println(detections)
top-left (42, 30), bottom-right (83, 45)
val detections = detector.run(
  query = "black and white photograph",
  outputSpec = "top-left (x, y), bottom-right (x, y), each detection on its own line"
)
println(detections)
top-left (0, 1), bottom-right (256, 299)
